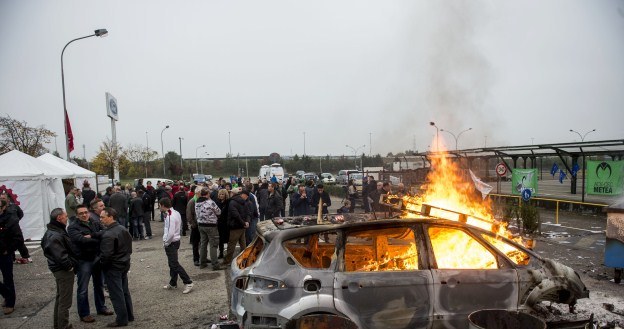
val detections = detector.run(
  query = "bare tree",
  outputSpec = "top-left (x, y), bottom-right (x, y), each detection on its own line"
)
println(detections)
top-left (0, 115), bottom-right (56, 156)
top-left (125, 143), bottom-right (158, 163)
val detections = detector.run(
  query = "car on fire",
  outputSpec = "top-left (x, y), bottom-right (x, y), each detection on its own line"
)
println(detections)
top-left (230, 214), bottom-right (589, 329)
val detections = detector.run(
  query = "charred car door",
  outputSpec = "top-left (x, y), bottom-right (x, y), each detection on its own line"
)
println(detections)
top-left (426, 225), bottom-right (518, 329)
top-left (333, 226), bottom-right (434, 329)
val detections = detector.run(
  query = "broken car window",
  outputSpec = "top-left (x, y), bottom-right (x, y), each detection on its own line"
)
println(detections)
top-left (344, 227), bottom-right (419, 272)
top-left (481, 234), bottom-right (530, 266)
top-left (283, 231), bottom-right (337, 269)
top-left (237, 237), bottom-right (264, 269)
top-left (428, 226), bottom-right (497, 269)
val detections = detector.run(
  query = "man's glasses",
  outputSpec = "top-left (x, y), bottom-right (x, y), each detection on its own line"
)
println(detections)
top-left (77, 211), bottom-right (89, 215)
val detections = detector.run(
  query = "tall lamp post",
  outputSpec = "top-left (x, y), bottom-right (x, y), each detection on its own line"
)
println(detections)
top-left (303, 131), bottom-right (306, 156)
top-left (61, 29), bottom-right (108, 160)
top-left (179, 137), bottom-right (184, 177)
top-left (200, 153), bottom-right (209, 173)
top-left (440, 127), bottom-right (472, 150)
top-left (429, 122), bottom-right (439, 152)
top-left (569, 129), bottom-right (596, 142)
top-left (195, 145), bottom-right (206, 173)
top-left (569, 129), bottom-right (596, 203)
top-left (145, 131), bottom-right (149, 177)
top-left (346, 144), bottom-right (366, 170)
top-left (160, 125), bottom-right (169, 176)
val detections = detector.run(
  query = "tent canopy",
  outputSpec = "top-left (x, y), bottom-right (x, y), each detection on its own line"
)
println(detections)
top-left (0, 150), bottom-right (73, 180)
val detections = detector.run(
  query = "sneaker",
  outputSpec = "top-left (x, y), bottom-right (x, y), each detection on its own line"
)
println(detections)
top-left (182, 283), bottom-right (193, 294)
top-left (163, 284), bottom-right (177, 290)
top-left (144, 236), bottom-right (152, 240)
top-left (3, 307), bottom-right (14, 315)
top-left (15, 258), bottom-right (29, 264)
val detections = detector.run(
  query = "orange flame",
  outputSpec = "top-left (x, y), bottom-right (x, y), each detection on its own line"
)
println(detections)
top-left (399, 144), bottom-right (530, 268)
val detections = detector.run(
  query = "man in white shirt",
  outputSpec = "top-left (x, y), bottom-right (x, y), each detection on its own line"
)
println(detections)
top-left (159, 198), bottom-right (193, 294)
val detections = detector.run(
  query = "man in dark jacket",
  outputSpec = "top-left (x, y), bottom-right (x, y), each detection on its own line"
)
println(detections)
top-left (128, 192), bottom-right (144, 240)
top-left (145, 181), bottom-right (156, 220)
top-left (0, 198), bottom-right (24, 315)
top-left (171, 189), bottom-right (188, 236)
top-left (311, 184), bottom-right (332, 215)
top-left (265, 183), bottom-right (283, 220)
top-left (292, 185), bottom-right (311, 216)
top-left (140, 190), bottom-right (153, 239)
top-left (224, 191), bottom-right (250, 264)
top-left (67, 204), bottom-right (113, 323)
top-left (41, 208), bottom-right (76, 328)
top-left (102, 187), bottom-right (113, 207)
top-left (81, 181), bottom-right (96, 208)
top-left (99, 207), bottom-right (134, 327)
top-left (108, 187), bottom-right (128, 228)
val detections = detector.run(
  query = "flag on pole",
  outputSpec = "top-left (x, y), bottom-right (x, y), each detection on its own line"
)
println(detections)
top-left (571, 163), bottom-right (580, 177)
top-left (469, 169), bottom-right (493, 199)
top-left (559, 169), bottom-right (567, 183)
top-left (64, 110), bottom-right (74, 153)
top-left (550, 163), bottom-right (559, 176)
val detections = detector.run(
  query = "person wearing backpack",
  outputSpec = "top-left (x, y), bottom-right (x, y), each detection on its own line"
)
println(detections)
top-left (195, 188), bottom-right (222, 270)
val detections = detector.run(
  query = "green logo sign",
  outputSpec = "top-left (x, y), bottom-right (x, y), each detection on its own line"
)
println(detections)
top-left (511, 168), bottom-right (538, 196)
top-left (586, 160), bottom-right (623, 195)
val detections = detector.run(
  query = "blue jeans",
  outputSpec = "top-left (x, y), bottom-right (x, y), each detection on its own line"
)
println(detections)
top-left (245, 218), bottom-right (258, 245)
top-left (104, 269), bottom-right (133, 325)
top-left (76, 259), bottom-right (107, 317)
top-left (0, 253), bottom-right (15, 308)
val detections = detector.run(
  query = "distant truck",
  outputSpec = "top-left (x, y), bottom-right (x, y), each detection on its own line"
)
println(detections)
top-left (259, 163), bottom-right (285, 181)
top-left (192, 173), bottom-right (213, 183)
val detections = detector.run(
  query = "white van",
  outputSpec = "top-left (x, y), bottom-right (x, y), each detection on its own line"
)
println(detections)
top-left (259, 163), bottom-right (285, 181)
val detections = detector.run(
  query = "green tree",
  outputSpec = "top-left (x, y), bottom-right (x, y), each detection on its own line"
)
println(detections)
top-left (0, 115), bottom-right (56, 156)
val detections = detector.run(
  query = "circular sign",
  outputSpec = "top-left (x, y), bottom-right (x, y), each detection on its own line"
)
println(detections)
top-left (109, 98), bottom-right (118, 116)
top-left (521, 189), bottom-right (532, 202)
top-left (495, 163), bottom-right (507, 177)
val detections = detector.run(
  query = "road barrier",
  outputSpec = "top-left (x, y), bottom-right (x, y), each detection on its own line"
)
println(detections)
top-left (488, 193), bottom-right (607, 224)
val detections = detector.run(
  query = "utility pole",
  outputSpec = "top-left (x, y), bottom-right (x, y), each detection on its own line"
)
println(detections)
top-left (179, 137), bottom-right (184, 177)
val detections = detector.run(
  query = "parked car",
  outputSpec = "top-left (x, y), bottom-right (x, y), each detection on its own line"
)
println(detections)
top-left (336, 169), bottom-right (360, 185)
top-left (320, 173), bottom-right (336, 185)
top-left (231, 215), bottom-right (588, 329)
top-left (303, 172), bottom-right (318, 183)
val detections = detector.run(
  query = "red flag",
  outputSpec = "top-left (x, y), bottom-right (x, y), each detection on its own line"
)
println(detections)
top-left (65, 110), bottom-right (74, 153)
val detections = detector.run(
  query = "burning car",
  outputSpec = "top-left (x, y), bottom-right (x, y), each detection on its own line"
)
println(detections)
top-left (230, 214), bottom-right (589, 329)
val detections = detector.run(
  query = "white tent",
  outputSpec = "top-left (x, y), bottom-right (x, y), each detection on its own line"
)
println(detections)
top-left (38, 153), bottom-right (97, 193)
top-left (0, 150), bottom-right (67, 240)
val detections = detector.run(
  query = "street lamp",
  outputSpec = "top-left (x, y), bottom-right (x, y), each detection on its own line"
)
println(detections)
top-left (160, 125), bottom-right (169, 176)
top-left (179, 137), bottom-right (184, 176)
top-left (440, 127), bottom-right (472, 150)
top-left (569, 129), bottom-right (596, 142)
top-left (346, 144), bottom-right (366, 170)
top-left (228, 131), bottom-right (232, 157)
top-left (569, 129), bottom-right (596, 203)
top-left (429, 122), bottom-right (439, 152)
top-left (61, 28), bottom-right (108, 160)
top-left (145, 131), bottom-right (149, 177)
top-left (200, 153), bottom-right (209, 173)
top-left (195, 145), bottom-right (206, 173)
top-left (303, 131), bottom-right (306, 156)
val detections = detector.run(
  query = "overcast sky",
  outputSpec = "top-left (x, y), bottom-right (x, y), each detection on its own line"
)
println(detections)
top-left (1, 0), bottom-right (623, 160)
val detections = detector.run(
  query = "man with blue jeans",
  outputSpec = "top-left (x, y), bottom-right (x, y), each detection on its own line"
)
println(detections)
top-left (67, 204), bottom-right (113, 323)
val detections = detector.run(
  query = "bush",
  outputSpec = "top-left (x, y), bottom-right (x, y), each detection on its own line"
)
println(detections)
top-left (324, 184), bottom-right (347, 198)
top-left (520, 202), bottom-right (540, 234)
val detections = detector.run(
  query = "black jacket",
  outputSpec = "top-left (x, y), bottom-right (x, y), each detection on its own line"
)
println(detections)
top-left (172, 191), bottom-right (188, 215)
top-left (67, 218), bottom-right (101, 261)
top-left (82, 187), bottom-right (96, 207)
top-left (227, 195), bottom-right (249, 229)
top-left (109, 192), bottom-right (128, 218)
top-left (100, 222), bottom-right (132, 272)
top-left (41, 221), bottom-right (76, 272)
top-left (311, 190), bottom-right (332, 214)
top-left (5, 204), bottom-right (23, 220)
top-left (216, 198), bottom-right (230, 229)
top-left (266, 192), bottom-right (283, 219)
top-left (0, 211), bottom-right (23, 255)
top-left (129, 197), bottom-right (144, 218)
top-left (291, 192), bottom-right (311, 216)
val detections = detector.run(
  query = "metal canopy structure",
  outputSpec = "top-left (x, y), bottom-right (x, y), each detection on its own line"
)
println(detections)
top-left (417, 139), bottom-right (624, 203)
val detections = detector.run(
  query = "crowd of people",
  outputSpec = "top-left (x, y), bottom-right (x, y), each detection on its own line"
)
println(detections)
top-left (0, 173), bottom-right (409, 328)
